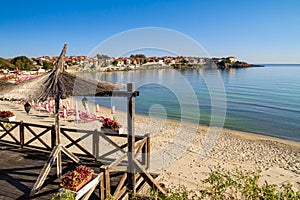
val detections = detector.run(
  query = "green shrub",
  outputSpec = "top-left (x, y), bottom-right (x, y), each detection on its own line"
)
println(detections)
top-left (51, 188), bottom-right (76, 200)
top-left (148, 166), bottom-right (299, 200)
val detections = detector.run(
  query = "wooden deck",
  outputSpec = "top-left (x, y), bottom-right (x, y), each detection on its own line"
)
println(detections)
top-left (0, 83), bottom-right (165, 199)
top-left (0, 142), bottom-right (101, 200)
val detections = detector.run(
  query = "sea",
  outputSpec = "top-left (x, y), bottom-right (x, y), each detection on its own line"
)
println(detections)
top-left (78, 64), bottom-right (300, 142)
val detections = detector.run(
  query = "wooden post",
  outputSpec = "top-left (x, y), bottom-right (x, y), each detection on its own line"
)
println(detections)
top-left (127, 83), bottom-right (136, 196)
top-left (20, 121), bottom-right (24, 148)
top-left (93, 129), bottom-right (99, 159)
top-left (99, 171), bottom-right (105, 200)
top-left (100, 166), bottom-right (111, 198)
top-left (146, 136), bottom-right (151, 169)
top-left (55, 95), bottom-right (62, 177)
top-left (51, 125), bottom-right (56, 148)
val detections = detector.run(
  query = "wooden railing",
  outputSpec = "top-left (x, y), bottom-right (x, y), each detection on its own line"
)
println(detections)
top-left (0, 120), bottom-right (163, 199)
top-left (98, 136), bottom-right (163, 200)
top-left (0, 120), bottom-right (55, 150)
top-left (0, 120), bottom-right (150, 162)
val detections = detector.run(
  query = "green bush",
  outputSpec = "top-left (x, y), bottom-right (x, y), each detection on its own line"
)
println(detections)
top-left (147, 166), bottom-right (300, 200)
top-left (51, 188), bottom-right (76, 200)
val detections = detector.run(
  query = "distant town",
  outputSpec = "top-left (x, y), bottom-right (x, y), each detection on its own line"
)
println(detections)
top-left (0, 54), bottom-right (262, 81)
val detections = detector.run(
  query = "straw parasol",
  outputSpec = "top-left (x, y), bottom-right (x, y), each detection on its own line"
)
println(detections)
top-left (0, 80), bottom-right (14, 91)
top-left (1, 44), bottom-right (123, 196)
top-left (0, 44), bottom-right (121, 102)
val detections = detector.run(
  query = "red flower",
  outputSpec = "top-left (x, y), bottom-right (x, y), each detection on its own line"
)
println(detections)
top-left (102, 117), bottom-right (121, 130)
top-left (0, 111), bottom-right (14, 118)
top-left (60, 165), bottom-right (94, 191)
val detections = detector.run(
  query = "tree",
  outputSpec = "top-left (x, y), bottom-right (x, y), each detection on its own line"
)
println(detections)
top-left (42, 61), bottom-right (53, 70)
top-left (96, 54), bottom-right (109, 59)
top-left (0, 57), bottom-right (15, 70)
top-left (10, 56), bottom-right (33, 70)
top-left (112, 60), bottom-right (118, 66)
top-left (130, 54), bottom-right (146, 58)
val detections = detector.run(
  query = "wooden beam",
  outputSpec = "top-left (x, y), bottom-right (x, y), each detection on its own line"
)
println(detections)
top-left (30, 145), bottom-right (60, 196)
top-left (127, 83), bottom-right (136, 195)
top-left (133, 159), bottom-right (166, 195)
top-left (19, 121), bottom-right (24, 148)
top-left (113, 173), bottom-right (127, 197)
top-left (104, 167), bottom-right (111, 196)
top-left (99, 172), bottom-right (105, 200)
top-left (60, 145), bottom-right (80, 163)
top-left (112, 90), bottom-right (139, 98)
top-left (0, 123), bottom-right (19, 143)
top-left (24, 126), bottom-right (51, 149)
top-left (60, 129), bottom-right (95, 159)
top-left (146, 136), bottom-right (150, 169)
top-left (81, 173), bottom-right (102, 200)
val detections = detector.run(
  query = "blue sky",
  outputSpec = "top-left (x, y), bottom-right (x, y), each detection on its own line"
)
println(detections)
top-left (1, 0), bottom-right (300, 63)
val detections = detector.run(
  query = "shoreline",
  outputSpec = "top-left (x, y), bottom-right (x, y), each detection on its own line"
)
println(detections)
top-left (96, 104), bottom-right (300, 143)
top-left (0, 99), bottom-right (299, 191)
top-left (133, 109), bottom-right (300, 143)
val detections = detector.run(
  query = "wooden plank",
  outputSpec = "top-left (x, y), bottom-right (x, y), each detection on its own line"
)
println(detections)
top-left (20, 121), bottom-right (24, 148)
top-left (133, 159), bottom-right (166, 195)
top-left (51, 125), bottom-right (56, 148)
top-left (60, 145), bottom-right (80, 163)
top-left (112, 91), bottom-right (138, 97)
top-left (55, 113), bottom-right (60, 145)
top-left (99, 171), bottom-right (105, 200)
top-left (30, 145), bottom-right (60, 196)
top-left (24, 127), bottom-right (51, 149)
top-left (108, 138), bottom-right (149, 169)
top-left (135, 138), bottom-right (146, 154)
top-left (81, 181), bottom-right (98, 200)
top-left (113, 173), bottom-right (127, 197)
top-left (60, 129), bottom-right (95, 159)
top-left (24, 125), bottom-right (50, 149)
top-left (146, 136), bottom-right (150, 169)
top-left (127, 83), bottom-right (136, 195)
top-left (57, 150), bottom-right (62, 177)
top-left (22, 122), bottom-right (51, 129)
top-left (105, 167), bottom-right (111, 197)
top-left (100, 167), bottom-right (111, 199)
top-left (114, 187), bottom-right (127, 200)
top-left (0, 123), bottom-right (19, 143)
top-left (0, 144), bottom-right (105, 199)
top-left (61, 127), bottom-right (146, 140)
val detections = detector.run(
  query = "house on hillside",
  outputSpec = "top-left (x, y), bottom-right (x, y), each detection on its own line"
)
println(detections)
top-left (227, 56), bottom-right (237, 63)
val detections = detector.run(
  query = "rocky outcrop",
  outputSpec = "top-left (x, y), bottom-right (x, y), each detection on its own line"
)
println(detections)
top-left (216, 60), bottom-right (263, 69)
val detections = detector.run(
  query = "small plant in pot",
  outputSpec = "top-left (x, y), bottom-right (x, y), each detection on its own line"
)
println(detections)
top-left (101, 117), bottom-right (121, 130)
top-left (0, 111), bottom-right (14, 118)
top-left (60, 165), bottom-right (94, 192)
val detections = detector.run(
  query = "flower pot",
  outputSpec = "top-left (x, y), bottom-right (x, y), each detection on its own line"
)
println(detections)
top-left (73, 174), bottom-right (93, 192)
top-left (8, 116), bottom-right (16, 121)
top-left (75, 174), bottom-right (100, 200)
top-left (0, 115), bottom-right (16, 122)
top-left (101, 127), bottom-right (123, 134)
top-left (60, 166), bottom-right (94, 192)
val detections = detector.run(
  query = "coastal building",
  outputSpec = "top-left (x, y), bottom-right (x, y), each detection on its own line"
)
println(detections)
top-left (227, 56), bottom-right (237, 63)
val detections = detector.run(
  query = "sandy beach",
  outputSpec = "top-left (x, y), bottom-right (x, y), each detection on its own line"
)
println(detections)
top-left (0, 99), bottom-right (299, 192)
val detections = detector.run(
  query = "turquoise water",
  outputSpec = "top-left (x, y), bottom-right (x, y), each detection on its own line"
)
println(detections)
top-left (79, 64), bottom-right (300, 141)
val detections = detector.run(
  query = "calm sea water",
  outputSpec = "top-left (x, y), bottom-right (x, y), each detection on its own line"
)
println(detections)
top-left (79, 64), bottom-right (300, 141)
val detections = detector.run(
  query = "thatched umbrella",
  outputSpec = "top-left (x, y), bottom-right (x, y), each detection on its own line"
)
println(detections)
top-left (0, 44), bottom-right (121, 103)
top-left (0, 80), bottom-right (14, 91)
top-left (0, 44), bottom-right (123, 195)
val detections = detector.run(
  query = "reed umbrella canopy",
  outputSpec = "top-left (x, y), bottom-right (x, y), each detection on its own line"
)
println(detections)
top-left (0, 44), bottom-right (122, 104)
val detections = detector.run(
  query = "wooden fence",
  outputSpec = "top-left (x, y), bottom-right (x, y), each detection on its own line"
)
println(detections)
top-left (0, 119), bottom-right (165, 199)
top-left (0, 120), bottom-right (149, 161)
